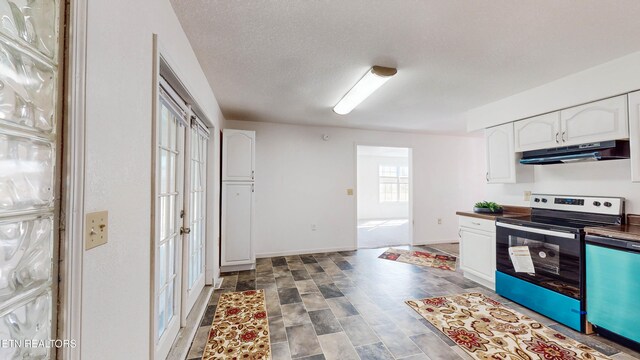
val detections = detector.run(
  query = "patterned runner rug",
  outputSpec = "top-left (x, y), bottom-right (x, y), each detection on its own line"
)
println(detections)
top-left (406, 293), bottom-right (609, 360)
top-left (202, 289), bottom-right (271, 359)
top-left (378, 247), bottom-right (457, 271)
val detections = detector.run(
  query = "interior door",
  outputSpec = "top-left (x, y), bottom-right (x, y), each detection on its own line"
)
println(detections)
top-left (155, 87), bottom-right (186, 359)
top-left (0, 1), bottom-right (62, 359)
top-left (182, 117), bottom-right (209, 320)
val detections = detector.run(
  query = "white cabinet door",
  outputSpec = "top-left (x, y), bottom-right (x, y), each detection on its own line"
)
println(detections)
top-left (223, 129), bottom-right (255, 181)
top-left (485, 123), bottom-right (516, 183)
top-left (560, 95), bottom-right (629, 146)
top-left (460, 228), bottom-right (495, 286)
top-left (514, 112), bottom-right (561, 152)
top-left (629, 91), bottom-right (640, 182)
top-left (221, 182), bottom-right (254, 265)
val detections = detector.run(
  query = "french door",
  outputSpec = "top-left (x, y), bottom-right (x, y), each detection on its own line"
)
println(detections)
top-left (155, 86), bottom-right (186, 359)
top-left (182, 119), bottom-right (208, 320)
top-left (154, 79), bottom-right (209, 359)
top-left (0, 1), bottom-right (63, 359)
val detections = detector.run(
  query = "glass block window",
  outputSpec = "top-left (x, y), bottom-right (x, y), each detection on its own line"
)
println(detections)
top-left (0, 1), bottom-right (60, 358)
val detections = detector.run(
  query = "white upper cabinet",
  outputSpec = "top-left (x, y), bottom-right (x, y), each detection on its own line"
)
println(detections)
top-left (629, 91), bottom-right (640, 182)
top-left (560, 95), bottom-right (629, 146)
top-left (222, 129), bottom-right (256, 181)
top-left (514, 112), bottom-right (561, 152)
top-left (485, 122), bottom-right (516, 183)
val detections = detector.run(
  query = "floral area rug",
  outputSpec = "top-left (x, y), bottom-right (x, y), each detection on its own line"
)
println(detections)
top-left (202, 289), bottom-right (271, 359)
top-left (378, 247), bottom-right (457, 271)
top-left (406, 293), bottom-right (609, 360)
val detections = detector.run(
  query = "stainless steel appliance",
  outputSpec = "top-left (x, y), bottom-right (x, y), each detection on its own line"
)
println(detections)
top-left (585, 234), bottom-right (640, 351)
top-left (520, 140), bottom-right (630, 165)
top-left (495, 194), bottom-right (624, 332)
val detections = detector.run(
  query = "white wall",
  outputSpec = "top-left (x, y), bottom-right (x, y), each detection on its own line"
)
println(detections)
top-left (484, 160), bottom-right (640, 213)
top-left (466, 51), bottom-right (640, 131)
top-left (357, 153), bottom-right (409, 220)
top-left (225, 120), bottom-right (485, 256)
top-left (81, 1), bottom-right (223, 359)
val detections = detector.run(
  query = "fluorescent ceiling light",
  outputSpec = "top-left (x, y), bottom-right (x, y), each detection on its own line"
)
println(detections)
top-left (333, 66), bottom-right (397, 115)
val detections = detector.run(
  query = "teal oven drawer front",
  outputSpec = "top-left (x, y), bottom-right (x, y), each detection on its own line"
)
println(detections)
top-left (586, 244), bottom-right (640, 344)
top-left (495, 271), bottom-right (582, 331)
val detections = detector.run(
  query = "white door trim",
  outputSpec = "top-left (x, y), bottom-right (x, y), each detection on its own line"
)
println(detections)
top-left (354, 143), bottom-right (414, 248)
top-left (59, 0), bottom-right (88, 358)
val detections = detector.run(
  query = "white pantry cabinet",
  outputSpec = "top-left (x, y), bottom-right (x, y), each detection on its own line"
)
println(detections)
top-left (514, 112), bottom-right (561, 152)
top-left (458, 216), bottom-right (496, 290)
top-left (221, 182), bottom-right (255, 266)
top-left (485, 123), bottom-right (516, 183)
top-left (222, 129), bottom-right (255, 181)
top-left (560, 95), bottom-right (629, 146)
top-left (629, 91), bottom-right (640, 182)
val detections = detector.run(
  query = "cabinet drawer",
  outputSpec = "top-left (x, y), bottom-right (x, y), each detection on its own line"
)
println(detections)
top-left (458, 216), bottom-right (495, 233)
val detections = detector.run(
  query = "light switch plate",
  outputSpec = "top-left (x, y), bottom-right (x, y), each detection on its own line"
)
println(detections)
top-left (346, 188), bottom-right (354, 196)
top-left (85, 211), bottom-right (108, 250)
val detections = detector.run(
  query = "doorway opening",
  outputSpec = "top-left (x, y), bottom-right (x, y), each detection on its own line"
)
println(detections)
top-left (357, 146), bottom-right (412, 249)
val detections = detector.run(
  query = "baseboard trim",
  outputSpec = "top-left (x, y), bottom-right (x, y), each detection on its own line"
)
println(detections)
top-left (220, 263), bottom-right (255, 273)
top-left (413, 239), bottom-right (459, 245)
top-left (256, 246), bottom-right (357, 258)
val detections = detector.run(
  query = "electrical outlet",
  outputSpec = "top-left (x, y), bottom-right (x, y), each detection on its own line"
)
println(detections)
top-left (437, 218), bottom-right (442, 225)
top-left (85, 211), bottom-right (108, 250)
top-left (311, 224), bottom-right (317, 231)
top-left (524, 191), bottom-right (532, 201)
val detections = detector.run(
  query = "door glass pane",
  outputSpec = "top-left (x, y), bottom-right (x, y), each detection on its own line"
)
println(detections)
top-left (156, 99), bottom-right (183, 344)
top-left (167, 281), bottom-right (174, 321)
top-left (157, 289), bottom-right (166, 338)
top-left (159, 242), bottom-right (167, 286)
top-left (188, 126), bottom-right (207, 288)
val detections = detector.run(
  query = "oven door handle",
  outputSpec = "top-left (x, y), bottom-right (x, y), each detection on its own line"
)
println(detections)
top-left (496, 222), bottom-right (576, 239)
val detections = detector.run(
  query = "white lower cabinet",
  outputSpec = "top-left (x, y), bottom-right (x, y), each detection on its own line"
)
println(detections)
top-left (221, 182), bottom-right (255, 267)
top-left (459, 216), bottom-right (496, 289)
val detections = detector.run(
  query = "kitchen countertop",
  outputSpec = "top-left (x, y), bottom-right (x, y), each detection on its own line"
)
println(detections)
top-left (584, 214), bottom-right (640, 242)
top-left (456, 205), bottom-right (531, 221)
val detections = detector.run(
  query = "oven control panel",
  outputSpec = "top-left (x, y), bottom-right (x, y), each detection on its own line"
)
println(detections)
top-left (530, 194), bottom-right (623, 215)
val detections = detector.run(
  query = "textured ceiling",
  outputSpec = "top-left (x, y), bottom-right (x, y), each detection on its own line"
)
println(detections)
top-left (170, 0), bottom-right (640, 134)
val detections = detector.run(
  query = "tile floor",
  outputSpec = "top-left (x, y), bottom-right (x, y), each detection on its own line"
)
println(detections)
top-left (185, 244), bottom-right (640, 360)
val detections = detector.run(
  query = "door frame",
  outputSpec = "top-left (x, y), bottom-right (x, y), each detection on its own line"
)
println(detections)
top-left (150, 35), bottom-right (220, 359)
top-left (59, 0), bottom-right (86, 359)
top-left (353, 143), bottom-right (414, 249)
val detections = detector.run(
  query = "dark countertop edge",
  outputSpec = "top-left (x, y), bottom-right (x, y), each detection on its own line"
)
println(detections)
top-left (456, 205), bottom-right (531, 221)
top-left (585, 224), bottom-right (640, 243)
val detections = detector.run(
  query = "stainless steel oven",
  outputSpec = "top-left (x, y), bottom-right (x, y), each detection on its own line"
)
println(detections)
top-left (496, 222), bottom-right (581, 299)
top-left (495, 194), bottom-right (623, 332)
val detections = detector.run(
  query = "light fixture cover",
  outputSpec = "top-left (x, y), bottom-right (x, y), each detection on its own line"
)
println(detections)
top-left (333, 66), bottom-right (397, 115)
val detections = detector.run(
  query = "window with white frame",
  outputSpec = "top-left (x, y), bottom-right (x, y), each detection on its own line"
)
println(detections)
top-left (379, 165), bottom-right (409, 202)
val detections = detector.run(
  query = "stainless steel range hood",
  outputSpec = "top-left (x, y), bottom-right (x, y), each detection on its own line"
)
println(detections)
top-left (520, 140), bottom-right (630, 165)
